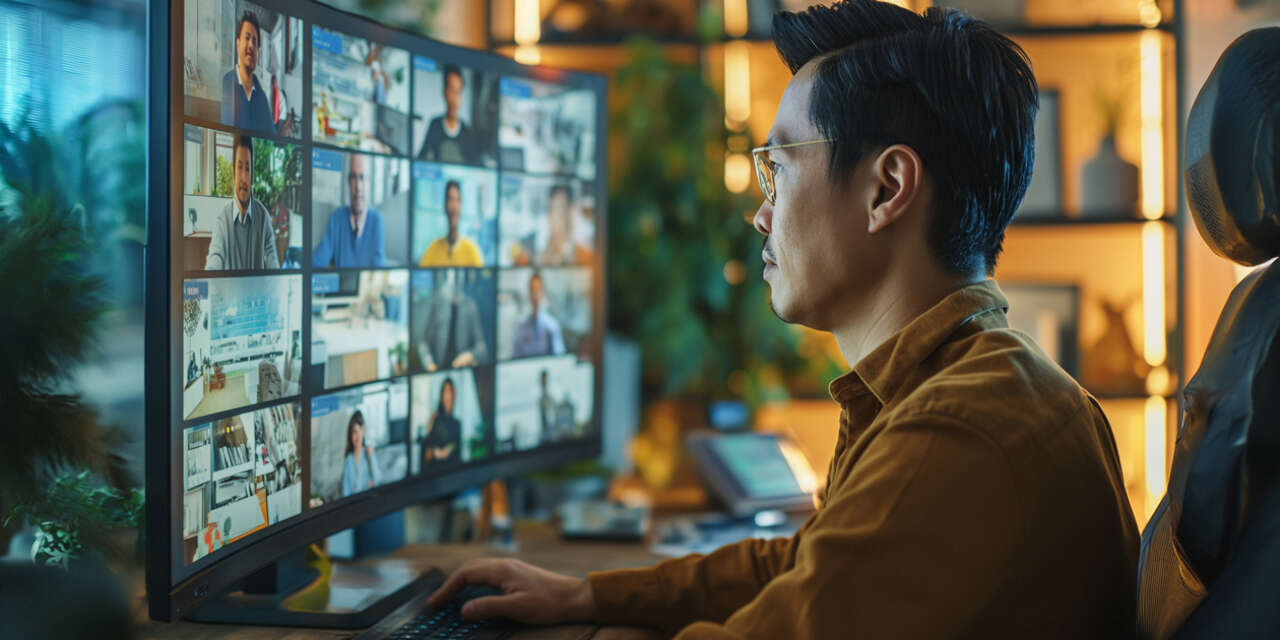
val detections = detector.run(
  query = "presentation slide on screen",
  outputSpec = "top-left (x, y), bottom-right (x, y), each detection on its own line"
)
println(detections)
top-left (312, 25), bottom-right (410, 155)
top-left (498, 77), bottom-right (596, 180)
top-left (496, 267), bottom-right (592, 361)
top-left (410, 268), bottom-right (496, 373)
top-left (181, 124), bottom-right (304, 271)
top-left (182, 275), bottom-right (303, 421)
top-left (183, 0), bottom-right (304, 138)
top-left (496, 355), bottom-right (594, 453)
top-left (310, 270), bottom-right (410, 391)
top-left (497, 175), bottom-right (595, 268)
top-left (309, 379), bottom-right (410, 506)
top-left (409, 367), bottom-right (494, 474)
top-left (310, 148), bottom-right (411, 268)
top-left (412, 56), bottom-right (498, 167)
top-left (182, 401), bottom-right (302, 565)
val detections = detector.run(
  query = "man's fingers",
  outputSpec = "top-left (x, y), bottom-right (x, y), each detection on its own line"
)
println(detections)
top-left (460, 594), bottom-right (517, 621)
top-left (427, 559), bottom-right (510, 608)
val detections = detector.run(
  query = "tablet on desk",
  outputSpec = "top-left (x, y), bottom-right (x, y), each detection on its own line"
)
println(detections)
top-left (686, 431), bottom-right (817, 517)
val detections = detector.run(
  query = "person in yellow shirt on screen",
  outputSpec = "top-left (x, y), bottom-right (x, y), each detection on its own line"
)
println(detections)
top-left (419, 179), bottom-right (483, 267)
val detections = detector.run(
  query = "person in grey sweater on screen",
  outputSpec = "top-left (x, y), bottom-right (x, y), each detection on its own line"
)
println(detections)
top-left (205, 134), bottom-right (278, 271)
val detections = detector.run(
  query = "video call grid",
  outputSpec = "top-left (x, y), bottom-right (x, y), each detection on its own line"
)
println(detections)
top-left (174, 0), bottom-right (602, 569)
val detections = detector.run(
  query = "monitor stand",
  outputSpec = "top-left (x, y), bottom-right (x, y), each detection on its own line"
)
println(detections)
top-left (185, 543), bottom-right (445, 628)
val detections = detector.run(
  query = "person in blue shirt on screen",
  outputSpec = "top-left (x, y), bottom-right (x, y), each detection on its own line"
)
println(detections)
top-left (313, 154), bottom-right (387, 267)
top-left (220, 11), bottom-right (275, 135)
top-left (513, 271), bottom-right (565, 358)
top-left (340, 410), bottom-right (380, 498)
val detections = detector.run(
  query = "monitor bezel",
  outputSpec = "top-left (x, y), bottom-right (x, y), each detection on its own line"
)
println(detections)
top-left (147, 0), bottom-right (608, 622)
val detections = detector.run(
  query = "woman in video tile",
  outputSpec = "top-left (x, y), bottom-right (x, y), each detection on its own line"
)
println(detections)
top-left (340, 410), bottom-right (380, 497)
top-left (423, 378), bottom-right (461, 467)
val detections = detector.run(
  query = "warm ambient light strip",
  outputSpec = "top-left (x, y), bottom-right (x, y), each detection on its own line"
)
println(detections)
top-left (724, 40), bottom-right (752, 128)
top-left (1144, 395), bottom-right (1167, 519)
top-left (514, 0), bottom-right (541, 65)
top-left (1140, 29), bottom-right (1164, 221)
top-left (1142, 220), bottom-right (1166, 367)
top-left (724, 0), bottom-right (749, 38)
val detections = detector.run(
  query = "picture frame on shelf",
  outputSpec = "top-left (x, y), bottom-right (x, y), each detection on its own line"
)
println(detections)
top-left (1016, 88), bottom-right (1065, 220)
top-left (1001, 281), bottom-right (1080, 377)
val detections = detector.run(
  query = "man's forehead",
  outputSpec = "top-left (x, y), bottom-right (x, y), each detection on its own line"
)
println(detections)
top-left (766, 65), bottom-right (818, 146)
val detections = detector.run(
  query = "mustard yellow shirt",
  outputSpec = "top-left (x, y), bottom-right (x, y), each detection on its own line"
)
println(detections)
top-left (588, 280), bottom-right (1140, 639)
top-left (418, 236), bottom-right (483, 267)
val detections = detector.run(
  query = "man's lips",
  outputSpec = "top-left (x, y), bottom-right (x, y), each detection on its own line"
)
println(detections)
top-left (762, 250), bottom-right (777, 267)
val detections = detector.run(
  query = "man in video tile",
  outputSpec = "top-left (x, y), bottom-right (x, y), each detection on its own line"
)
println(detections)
top-left (417, 65), bottom-right (479, 165)
top-left (205, 135), bottom-right (279, 270)
top-left (419, 179), bottom-right (484, 267)
top-left (313, 154), bottom-right (387, 267)
top-left (418, 271), bottom-right (488, 371)
top-left (221, 11), bottom-right (275, 135)
top-left (513, 271), bottom-right (565, 358)
top-left (539, 184), bottom-right (593, 266)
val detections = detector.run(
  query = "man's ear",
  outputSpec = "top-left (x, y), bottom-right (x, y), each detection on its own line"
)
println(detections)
top-left (866, 144), bottom-right (923, 234)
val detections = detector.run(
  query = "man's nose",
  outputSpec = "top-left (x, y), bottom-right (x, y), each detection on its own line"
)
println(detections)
top-left (752, 201), bottom-right (772, 236)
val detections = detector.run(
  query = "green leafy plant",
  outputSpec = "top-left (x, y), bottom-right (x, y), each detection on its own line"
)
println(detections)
top-left (214, 153), bottom-right (233, 197)
top-left (0, 113), bottom-right (134, 561)
top-left (3, 471), bottom-right (143, 569)
top-left (607, 40), bottom-right (810, 406)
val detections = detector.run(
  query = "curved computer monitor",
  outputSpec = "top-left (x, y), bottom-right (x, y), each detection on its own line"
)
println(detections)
top-left (145, 0), bottom-right (606, 623)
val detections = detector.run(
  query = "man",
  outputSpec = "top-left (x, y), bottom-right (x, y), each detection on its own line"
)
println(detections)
top-left (416, 270), bottom-right (488, 372)
top-left (428, 2), bottom-right (1139, 639)
top-left (313, 153), bottom-right (387, 267)
top-left (538, 184), bottom-right (593, 266)
top-left (205, 135), bottom-right (278, 270)
top-left (511, 271), bottom-right (564, 358)
top-left (418, 180), bottom-right (484, 267)
top-left (418, 65), bottom-right (478, 165)
top-left (221, 11), bottom-right (275, 135)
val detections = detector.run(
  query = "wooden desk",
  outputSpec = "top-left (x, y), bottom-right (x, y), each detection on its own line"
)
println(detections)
top-left (137, 520), bottom-right (668, 640)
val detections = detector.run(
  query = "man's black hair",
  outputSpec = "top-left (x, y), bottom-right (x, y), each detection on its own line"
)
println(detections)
top-left (442, 64), bottom-right (464, 92)
top-left (237, 11), bottom-right (261, 47)
top-left (443, 179), bottom-right (460, 211)
top-left (772, 0), bottom-right (1037, 275)
top-left (233, 134), bottom-right (253, 165)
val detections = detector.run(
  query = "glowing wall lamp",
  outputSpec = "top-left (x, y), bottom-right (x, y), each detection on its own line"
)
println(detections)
top-left (514, 0), bottom-right (541, 65)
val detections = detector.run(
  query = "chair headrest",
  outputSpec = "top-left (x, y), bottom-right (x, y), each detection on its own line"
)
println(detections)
top-left (1185, 27), bottom-right (1280, 266)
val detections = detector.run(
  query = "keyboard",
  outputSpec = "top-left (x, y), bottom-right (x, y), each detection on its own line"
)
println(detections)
top-left (383, 585), bottom-right (520, 640)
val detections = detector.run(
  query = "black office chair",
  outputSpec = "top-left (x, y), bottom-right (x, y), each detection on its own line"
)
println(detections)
top-left (1137, 27), bottom-right (1280, 640)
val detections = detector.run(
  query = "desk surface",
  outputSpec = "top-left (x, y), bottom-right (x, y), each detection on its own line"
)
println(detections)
top-left (137, 520), bottom-right (667, 640)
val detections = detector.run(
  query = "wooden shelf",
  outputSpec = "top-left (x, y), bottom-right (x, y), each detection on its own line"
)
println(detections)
top-left (491, 22), bottom-right (1174, 50)
top-left (1010, 214), bottom-right (1175, 227)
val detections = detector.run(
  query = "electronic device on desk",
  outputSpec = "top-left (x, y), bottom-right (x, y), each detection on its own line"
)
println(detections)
top-left (147, 0), bottom-right (606, 631)
top-left (685, 431), bottom-right (818, 518)
top-left (558, 499), bottom-right (650, 542)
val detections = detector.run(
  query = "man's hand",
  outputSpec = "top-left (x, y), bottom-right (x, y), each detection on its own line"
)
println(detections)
top-left (427, 558), bottom-right (597, 626)
top-left (452, 351), bottom-right (476, 368)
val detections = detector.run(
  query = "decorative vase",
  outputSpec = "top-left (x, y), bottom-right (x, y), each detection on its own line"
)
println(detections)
top-left (1080, 135), bottom-right (1140, 217)
top-left (1083, 298), bottom-right (1150, 396)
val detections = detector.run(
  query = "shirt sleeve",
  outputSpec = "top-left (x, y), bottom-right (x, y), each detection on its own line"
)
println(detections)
top-left (373, 211), bottom-right (386, 267)
top-left (313, 211), bottom-right (336, 268)
top-left (205, 211), bottom-right (226, 270)
top-left (340, 453), bottom-right (354, 498)
top-left (463, 298), bottom-right (488, 363)
top-left (658, 414), bottom-right (1024, 640)
top-left (588, 522), bottom-right (815, 635)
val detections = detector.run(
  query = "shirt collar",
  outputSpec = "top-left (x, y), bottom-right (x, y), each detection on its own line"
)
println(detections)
top-left (828, 279), bottom-right (1009, 407)
top-left (349, 209), bottom-right (365, 238)
top-left (236, 66), bottom-right (258, 100)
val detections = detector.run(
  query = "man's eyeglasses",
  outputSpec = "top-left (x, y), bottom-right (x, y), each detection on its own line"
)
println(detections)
top-left (751, 139), bottom-right (833, 206)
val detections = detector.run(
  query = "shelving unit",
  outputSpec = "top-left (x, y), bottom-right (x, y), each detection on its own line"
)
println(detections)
top-left (485, 0), bottom-right (1185, 524)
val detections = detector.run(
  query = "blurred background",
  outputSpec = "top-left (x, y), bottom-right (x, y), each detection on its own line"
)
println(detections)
top-left (3, 0), bottom-right (1279, 556)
